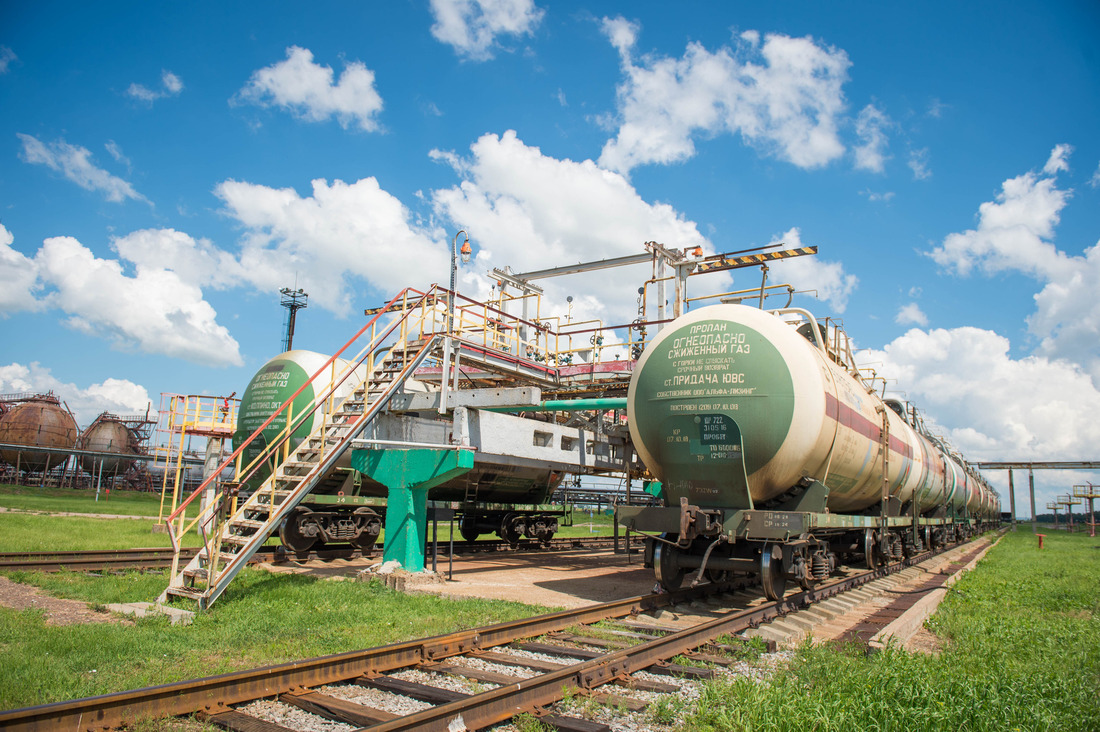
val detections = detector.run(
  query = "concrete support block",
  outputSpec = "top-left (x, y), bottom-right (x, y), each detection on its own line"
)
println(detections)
top-left (106, 602), bottom-right (194, 626)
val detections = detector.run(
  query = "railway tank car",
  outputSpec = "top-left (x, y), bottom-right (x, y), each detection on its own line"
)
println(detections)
top-left (233, 350), bottom-right (566, 553)
top-left (618, 303), bottom-right (999, 599)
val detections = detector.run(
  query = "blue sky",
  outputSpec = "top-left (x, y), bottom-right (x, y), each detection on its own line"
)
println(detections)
top-left (2, 1), bottom-right (1098, 515)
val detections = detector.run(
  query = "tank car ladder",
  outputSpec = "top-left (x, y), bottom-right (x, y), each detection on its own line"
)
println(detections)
top-left (159, 292), bottom-right (441, 610)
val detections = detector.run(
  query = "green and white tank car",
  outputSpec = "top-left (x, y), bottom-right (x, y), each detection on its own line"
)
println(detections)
top-left (233, 350), bottom-right (566, 553)
top-left (619, 304), bottom-right (1000, 599)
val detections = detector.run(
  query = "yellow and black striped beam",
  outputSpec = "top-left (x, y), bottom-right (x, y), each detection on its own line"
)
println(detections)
top-left (693, 245), bottom-right (817, 275)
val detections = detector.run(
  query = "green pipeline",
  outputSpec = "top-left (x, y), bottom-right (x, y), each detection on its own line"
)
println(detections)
top-left (484, 397), bottom-right (628, 413)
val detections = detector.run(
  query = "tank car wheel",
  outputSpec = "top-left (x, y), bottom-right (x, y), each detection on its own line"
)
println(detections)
top-left (654, 541), bottom-right (686, 592)
top-left (349, 508), bottom-right (381, 551)
top-left (500, 513), bottom-right (525, 546)
top-left (459, 516), bottom-right (480, 542)
top-left (759, 544), bottom-right (787, 600)
top-left (864, 529), bottom-right (883, 570)
top-left (279, 507), bottom-right (319, 553)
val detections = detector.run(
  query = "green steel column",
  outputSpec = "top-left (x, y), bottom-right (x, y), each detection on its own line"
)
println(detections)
top-left (351, 447), bottom-right (474, 572)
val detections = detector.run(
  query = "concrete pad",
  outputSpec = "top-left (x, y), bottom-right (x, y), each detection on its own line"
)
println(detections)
top-left (106, 602), bottom-right (194, 626)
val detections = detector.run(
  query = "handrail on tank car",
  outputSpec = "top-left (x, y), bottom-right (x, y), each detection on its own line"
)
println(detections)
top-left (163, 287), bottom-right (432, 550)
top-left (235, 285), bottom-right (438, 484)
top-left (230, 286), bottom-right (436, 490)
top-left (168, 287), bottom-right (434, 554)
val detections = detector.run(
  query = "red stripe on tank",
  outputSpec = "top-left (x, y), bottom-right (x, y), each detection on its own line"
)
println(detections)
top-left (824, 393), bottom-right (912, 459)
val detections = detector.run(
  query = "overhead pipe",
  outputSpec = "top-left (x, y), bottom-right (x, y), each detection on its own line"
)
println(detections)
top-left (484, 397), bottom-right (628, 413)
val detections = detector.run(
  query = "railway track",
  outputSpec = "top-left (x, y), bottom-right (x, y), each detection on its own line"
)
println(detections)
top-left (0, 534), bottom-right (995, 731)
top-left (0, 536), bottom-right (620, 573)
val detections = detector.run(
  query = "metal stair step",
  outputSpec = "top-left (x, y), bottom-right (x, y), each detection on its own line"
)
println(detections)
top-left (159, 331), bottom-right (435, 611)
top-left (165, 586), bottom-right (206, 600)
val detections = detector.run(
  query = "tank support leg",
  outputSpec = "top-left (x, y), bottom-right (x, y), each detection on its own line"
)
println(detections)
top-left (351, 447), bottom-right (474, 573)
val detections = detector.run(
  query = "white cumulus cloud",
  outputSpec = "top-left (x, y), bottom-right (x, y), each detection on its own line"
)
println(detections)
top-left (0, 362), bottom-right (151, 426)
top-left (112, 228), bottom-right (244, 290)
top-left (0, 224), bottom-right (41, 315)
top-left (216, 177), bottom-right (445, 315)
top-left (234, 46), bottom-right (383, 131)
top-left (1043, 143), bottom-right (1073, 175)
top-left (598, 19), bottom-right (850, 174)
top-left (895, 302), bottom-right (928, 327)
top-left (863, 326), bottom-right (1100, 511)
top-left (17, 134), bottom-right (148, 204)
top-left (866, 327), bottom-right (1100, 459)
top-left (430, 130), bottom-right (714, 326)
top-left (763, 228), bottom-right (858, 313)
top-left (929, 145), bottom-right (1100, 386)
top-left (929, 150), bottom-right (1074, 281)
top-left (430, 0), bottom-right (544, 61)
top-left (30, 236), bottom-right (241, 366)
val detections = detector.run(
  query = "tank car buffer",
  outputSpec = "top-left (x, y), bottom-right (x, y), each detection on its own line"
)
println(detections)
top-left (617, 303), bottom-right (1000, 600)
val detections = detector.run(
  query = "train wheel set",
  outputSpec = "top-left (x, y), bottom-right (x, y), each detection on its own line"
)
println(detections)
top-left (637, 510), bottom-right (992, 599)
top-left (275, 499), bottom-right (565, 553)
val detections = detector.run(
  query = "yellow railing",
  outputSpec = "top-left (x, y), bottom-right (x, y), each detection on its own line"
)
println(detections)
top-left (154, 393), bottom-right (239, 526)
top-left (163, 286), bottom-right (440, 566)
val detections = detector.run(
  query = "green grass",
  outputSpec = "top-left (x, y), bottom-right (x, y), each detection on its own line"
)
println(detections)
top-left (0, 483), bottom-right (171, 517)
top-left (683, 529), bottom-right (1100, 732)
top-left (0, 567), bottom-right (549, 710)
top-left (0, 483), bottom-right (616, 543)
top-left (0, 513), bottom-right (208, 552)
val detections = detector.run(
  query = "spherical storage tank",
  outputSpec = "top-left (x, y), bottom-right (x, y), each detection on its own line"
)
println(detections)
top-left (232, 350), bottom-right (367, 487)
top-left (78, 415), bottom-right (140, 473)
top-left (0, 396), bottom-right (79, 471)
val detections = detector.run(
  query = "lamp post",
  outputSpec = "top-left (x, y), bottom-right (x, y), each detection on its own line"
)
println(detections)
top-left (440, 231), bottom-right (472, 416)
top-left (450, 230), bottom-right (472, 333)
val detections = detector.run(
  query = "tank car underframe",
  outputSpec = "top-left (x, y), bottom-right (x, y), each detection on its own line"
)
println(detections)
top-left (278, 493), bottom-right (567, 552)
top-left (618, 498), bottom-right (992, 600)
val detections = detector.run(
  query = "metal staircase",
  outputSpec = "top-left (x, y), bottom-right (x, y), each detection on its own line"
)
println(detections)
top-left (159, 290), bottom-right (440, 609)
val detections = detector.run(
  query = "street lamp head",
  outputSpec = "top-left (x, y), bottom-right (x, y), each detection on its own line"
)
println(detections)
top-left (460, 237), bottom-right (472, 264)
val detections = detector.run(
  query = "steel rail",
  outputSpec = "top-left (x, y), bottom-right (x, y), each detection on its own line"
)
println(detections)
top-left (365, 552), bottom-right (931, 731)
top-left (0, 535), bottom-right (989, 731)
top-left (0, 536), bottom-right (618, 573)
top-left (0, 548), bottom-right (281, 573)
top-left (0, 582), bottom-right (726, 731)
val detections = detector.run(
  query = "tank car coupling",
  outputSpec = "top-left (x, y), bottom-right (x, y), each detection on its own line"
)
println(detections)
top-left (676, 497), bottom-right (723, 547)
